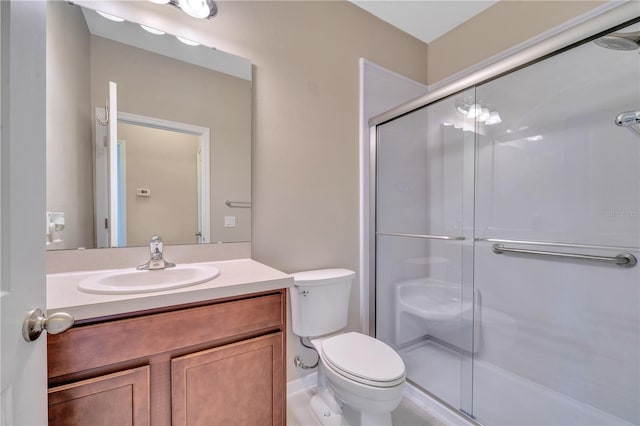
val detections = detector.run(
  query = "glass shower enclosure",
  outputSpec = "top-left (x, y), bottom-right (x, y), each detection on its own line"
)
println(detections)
top-left (372, 10), bottom-right (639, 426)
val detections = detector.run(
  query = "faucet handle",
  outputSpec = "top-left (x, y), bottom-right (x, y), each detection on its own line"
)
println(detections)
top-left (150, 235), bottom-right (163, 254)
top-left (137, 235), bottom-right (175, 270)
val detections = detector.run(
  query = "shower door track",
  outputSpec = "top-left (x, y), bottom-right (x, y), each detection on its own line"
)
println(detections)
top-left (377, 232), bottom-right (465, 241)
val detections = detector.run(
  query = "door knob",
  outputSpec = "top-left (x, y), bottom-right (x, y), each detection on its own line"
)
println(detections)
top-left (22, 308), bottom-right (74, 342)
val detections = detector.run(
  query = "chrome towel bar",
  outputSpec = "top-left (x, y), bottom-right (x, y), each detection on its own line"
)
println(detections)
top-left (225, 200), bottom-right (251, 208)
top-left (492, 244), bottom-right (637, 268)
top-left (377, 232), bottom-right (465, 241)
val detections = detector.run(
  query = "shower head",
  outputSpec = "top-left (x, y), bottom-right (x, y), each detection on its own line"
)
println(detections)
top-left (615, 111), bottom-right (640, 127)
top-left (615, 111), bottom-right (640, 138)
top-left (594, 31), bottom-right (640, 50)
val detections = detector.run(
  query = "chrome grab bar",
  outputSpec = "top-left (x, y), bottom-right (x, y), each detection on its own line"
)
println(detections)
top-left (492, 243), bottom-right (637, 268)
top-left (377, 232), bottom-right (465, 241)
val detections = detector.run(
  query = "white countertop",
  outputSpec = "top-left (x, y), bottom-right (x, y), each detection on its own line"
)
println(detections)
top-left (47, 259), bottom-right (293, 321)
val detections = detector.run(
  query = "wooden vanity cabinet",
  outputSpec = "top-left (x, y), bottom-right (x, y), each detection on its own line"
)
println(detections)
top-left (47, 289), bottom-right (286, 426)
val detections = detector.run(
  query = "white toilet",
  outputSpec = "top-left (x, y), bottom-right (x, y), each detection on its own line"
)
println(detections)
top-left (290, 269), bottom-right (406, 426)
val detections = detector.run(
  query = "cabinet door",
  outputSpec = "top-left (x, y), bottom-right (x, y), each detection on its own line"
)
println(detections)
top-left (48, 366), bottom-right (150, 426)
top-left (172, 332), bottom-right (284, 426)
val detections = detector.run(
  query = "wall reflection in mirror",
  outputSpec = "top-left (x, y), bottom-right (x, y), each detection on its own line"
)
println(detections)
top-left (46, 2), bottom-right (252, 250)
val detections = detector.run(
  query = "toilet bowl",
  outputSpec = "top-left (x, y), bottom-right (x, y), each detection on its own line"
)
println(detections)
top-left (290, 269), bottom-right (406, 426)
top-left (312, 332), bottom-right (405, 425)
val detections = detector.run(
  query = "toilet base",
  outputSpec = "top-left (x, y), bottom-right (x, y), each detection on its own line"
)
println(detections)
top-left (310, 393), bottom-right (342, 426)
top-left (311, 394), bottom-right (392, 426)
top-left (310, 392), bottom-right (393, 426)
top-left (343, 405), bottom-right (392, 426)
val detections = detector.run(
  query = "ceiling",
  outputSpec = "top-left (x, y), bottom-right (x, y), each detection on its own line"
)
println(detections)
top-left (349, 0), bottom-right (498, 44)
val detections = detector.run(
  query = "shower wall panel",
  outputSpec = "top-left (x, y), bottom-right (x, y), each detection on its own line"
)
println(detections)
top-left (474, 28), bottom-right (640, 247)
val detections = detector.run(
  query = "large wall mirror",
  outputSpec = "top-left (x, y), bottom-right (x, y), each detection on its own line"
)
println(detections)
top-left (46, 1), bottom-right (252, 250)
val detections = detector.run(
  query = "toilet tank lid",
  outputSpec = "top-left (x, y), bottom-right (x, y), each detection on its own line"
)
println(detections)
top-left (291, 268), bottom-right (355, 284)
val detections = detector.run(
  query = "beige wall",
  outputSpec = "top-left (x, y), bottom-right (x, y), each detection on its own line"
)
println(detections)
top-left (219, 1), bottom-right (431, 380)
top-left (118, 123), bottom-right (199, 246)
top-left (90, 36), bottom-right (252, 245)
top-left (427, 0), bottom-right (607, 84)
top-left (193, 0), bottom-right (606, 381)
top-left (46, 2), bottom-right (93, 249)
top-left (52, 0), bottom-right (606, 383)
top-left (114, 0), bottom-right (430, 381)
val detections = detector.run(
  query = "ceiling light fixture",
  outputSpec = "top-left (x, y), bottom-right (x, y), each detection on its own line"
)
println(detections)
top-left (456, 101), bottom-right (502, 126)
top-left (148, 0), bottom-right (217, 19)
top-left (178, 0), bottom-right (217, 19)
top-left (96, 11), bottom-right (125, 22)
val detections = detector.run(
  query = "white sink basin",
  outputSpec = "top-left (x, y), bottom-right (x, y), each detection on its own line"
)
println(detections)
top-left (77, 264), bottom-right (220, 295)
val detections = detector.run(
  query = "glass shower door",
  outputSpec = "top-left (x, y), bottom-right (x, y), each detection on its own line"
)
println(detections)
top-left (375, 89), bottom-right (476, 414)
top-left (472, 21), bottom-right (640, 425)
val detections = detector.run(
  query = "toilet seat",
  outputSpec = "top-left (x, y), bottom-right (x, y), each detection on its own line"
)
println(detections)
top-left (320, 332), bottom-right (405, 388)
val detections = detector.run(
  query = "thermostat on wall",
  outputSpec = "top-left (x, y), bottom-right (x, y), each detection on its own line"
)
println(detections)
top-left (136, 188), bottom-right (151, 197)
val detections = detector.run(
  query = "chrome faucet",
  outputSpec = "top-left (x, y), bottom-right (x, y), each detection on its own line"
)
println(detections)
top-left (137, 235), bottom-right (176, 270)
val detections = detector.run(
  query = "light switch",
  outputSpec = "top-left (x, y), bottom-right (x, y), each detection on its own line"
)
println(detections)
top-left (224, 216), bottom-right (236, 228)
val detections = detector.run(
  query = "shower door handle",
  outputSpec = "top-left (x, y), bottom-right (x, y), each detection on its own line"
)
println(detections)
top-left (492, 244), bottom-right (637, 268)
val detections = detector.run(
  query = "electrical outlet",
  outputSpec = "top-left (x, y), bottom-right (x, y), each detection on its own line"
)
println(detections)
top-left (224, 216), bottom-right (236, 227)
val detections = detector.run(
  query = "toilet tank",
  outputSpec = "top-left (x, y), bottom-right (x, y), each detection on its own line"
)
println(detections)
top-left (290, 269), bottom-right (355, 338)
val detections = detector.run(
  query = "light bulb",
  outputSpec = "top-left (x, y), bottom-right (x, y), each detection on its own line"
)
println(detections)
top-left (456, 106), bottom-right (468, 116)
top-left (478, 108), bottom-right (490, 122)
top-left (140, 25), bottom-right (165, 35)
top-left (96, 11), bottom-right (125, 22)
top-left (467, 104), bottom-right (482, 119)
top-left (484, 111), bottom-right (502, 125)
top-left (176, 36), bottom-right (200, 46)
top-left (179, 0), bottom-right (212, 19)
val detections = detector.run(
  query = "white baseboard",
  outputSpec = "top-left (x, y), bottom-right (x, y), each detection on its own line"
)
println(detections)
top-left (287, 372), bottom-right (318, 396)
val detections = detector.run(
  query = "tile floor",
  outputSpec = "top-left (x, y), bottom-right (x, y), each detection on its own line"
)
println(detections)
top-left (287, 387), bottom-right (448, 426)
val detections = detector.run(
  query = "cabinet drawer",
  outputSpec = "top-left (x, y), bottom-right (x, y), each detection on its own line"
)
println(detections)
top-left (48, 292), bottom-right (284, 379)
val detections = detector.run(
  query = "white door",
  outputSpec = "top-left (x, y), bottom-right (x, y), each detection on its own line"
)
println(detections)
top-left (107, 82), bottom-right (118, 247)
top-left (94, 82), bottom-right (119, 248)
top-left (0, 1), bottom-right (48, 425)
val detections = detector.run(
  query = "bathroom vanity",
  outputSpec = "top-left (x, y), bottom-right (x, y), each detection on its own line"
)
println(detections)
top-left (46, 259), bottom-right (291, 425)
